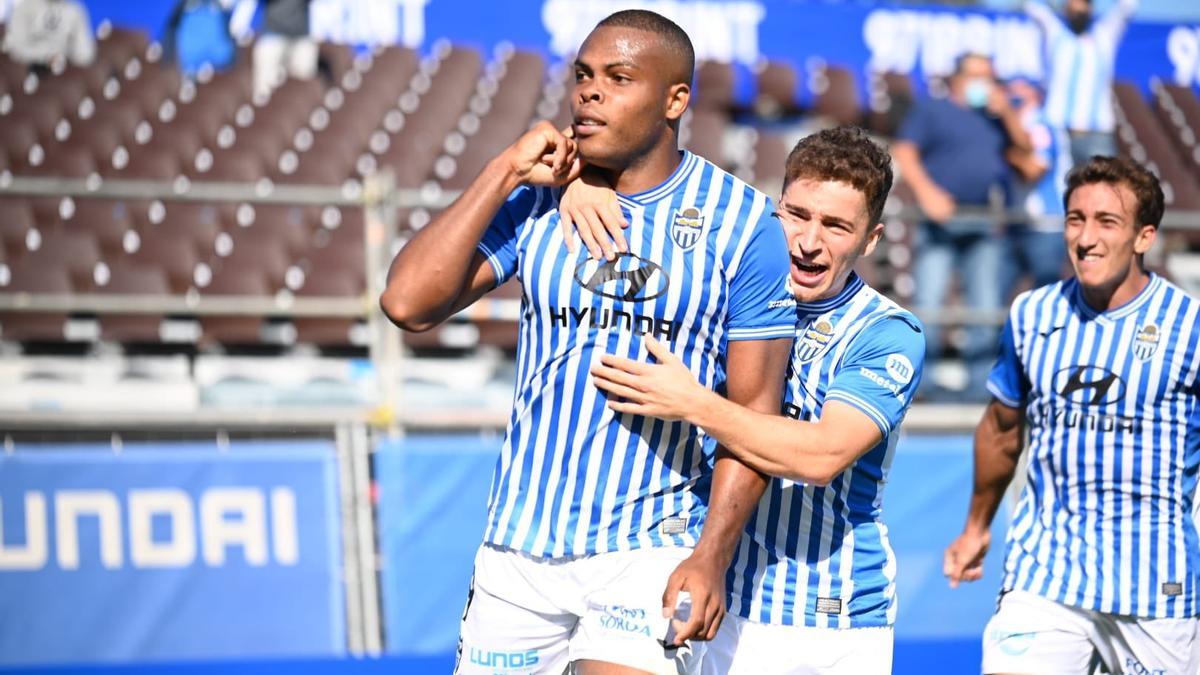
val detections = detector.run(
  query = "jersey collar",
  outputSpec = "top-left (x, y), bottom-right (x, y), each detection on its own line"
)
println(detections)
top-left (615, 151), bottom-right (697, 208)
top-left (795, 272), bottom-right (865, 314)
top-left (1073, 273), bottom-right (1160, 321)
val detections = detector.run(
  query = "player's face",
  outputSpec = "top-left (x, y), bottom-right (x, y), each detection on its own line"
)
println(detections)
top-left (776, 178), bottom-right (882, 304)
top-left (572, 26), bottom-right (684, 169)
top-left (1064, 182), bottom-right (1156, 294)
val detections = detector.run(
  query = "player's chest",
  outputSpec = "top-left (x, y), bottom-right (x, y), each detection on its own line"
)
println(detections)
top-left (1024, 316), bottom-right (1189, 411)
top-left (515, 212), bottom-right (725, 315)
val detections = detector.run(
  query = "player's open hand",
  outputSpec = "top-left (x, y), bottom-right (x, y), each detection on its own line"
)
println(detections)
top-left (503, 121), bottom-right (582, 187)
top-left (559, 166), bottom-right (627, 261)
top-left (591, 336), bottom-right (703, 422)
top-left (944, 527), bottom-right (990, 588)
top-left (662, 548), bottom-right (726, 644)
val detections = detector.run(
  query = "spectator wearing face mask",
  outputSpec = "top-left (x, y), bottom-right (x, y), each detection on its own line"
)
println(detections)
top-left (893, 53), bottom-right (1032, 402)
top-left (1024, 0), bottom-right (1138, 166)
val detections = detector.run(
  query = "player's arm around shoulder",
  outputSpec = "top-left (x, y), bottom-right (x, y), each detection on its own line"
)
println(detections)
top-left (380, 121), bottom-right (580, 331)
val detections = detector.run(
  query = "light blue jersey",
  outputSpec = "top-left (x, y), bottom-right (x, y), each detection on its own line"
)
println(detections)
top-left (1013, 108), bottom-right (1073, 231)
top-left (989, 275), bottom-right (1200, 619)
top-left (477, 151), bottom-right (797, 559)
top-left (1026, 0), bottom-right (1136, 133)
top-left (727, 273), bottom-right (926, 627)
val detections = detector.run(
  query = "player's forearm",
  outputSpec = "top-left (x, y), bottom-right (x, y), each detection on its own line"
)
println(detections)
top-left (692, 338), bottom-right (791, 564)
top-left (380, 157), bottom-right (519, 331)
top-left (693, 450), bottom-right (768, 568)
top-left (964, 403), bottom-right (1024, 534)
top-left (689, 393), bottom-right (844, 486)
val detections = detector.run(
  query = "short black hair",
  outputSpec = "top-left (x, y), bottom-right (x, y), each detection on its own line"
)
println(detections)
top-left (784, 126), bottom-right (894, 226)
top-left (596, 9), bottom-right (695, 85)
top-left (1063, 156), bottom-right (1165, 229)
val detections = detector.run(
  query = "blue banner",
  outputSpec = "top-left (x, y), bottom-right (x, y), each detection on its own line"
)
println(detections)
top-left (0, 441), bottom-right (345, 666)
top-left (373, 433), bottom-right (1008, 673)
top-left (72, 0), bottom-right (1200, 93)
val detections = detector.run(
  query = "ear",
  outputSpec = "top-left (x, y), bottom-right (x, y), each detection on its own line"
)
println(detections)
top-left (1133, 223), bottom-right (1157, 255)
top-left (862, 222), bottom-right (885, 257)
top-left (665, 83), bottom-right (690, 121)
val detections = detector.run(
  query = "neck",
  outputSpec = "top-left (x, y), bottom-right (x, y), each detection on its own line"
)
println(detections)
top-left (1080, 265), bottom-right (1151, 312)
top-left (594, 130), bottom-right (683, 195)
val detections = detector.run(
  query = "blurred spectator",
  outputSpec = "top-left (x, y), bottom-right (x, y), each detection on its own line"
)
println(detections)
top-left (1024, 0), bottom-right (1138, 165)
top-left (893, 53), bottom-right (1031, 402)
top-left (252, 0), bottom-right (315, 99)
top-left (1, 0), bottom-right (94, 70)
top-left (163, 0), bottom-right (236, 76)
top-left (1004, 79), bottom-right (1071, 291)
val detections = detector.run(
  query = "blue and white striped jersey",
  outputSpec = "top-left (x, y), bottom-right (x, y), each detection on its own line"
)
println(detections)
top-left (1013, 108), bottom-right (1073, 231)
top-left (476, 151), bottom-right (797, 559)
top-left (1026, 0), bottom-right (1137, 133)
top-left (989, 275), bottom-right (1200, 619)
top-left (727, 273), bottom-right (926, 627)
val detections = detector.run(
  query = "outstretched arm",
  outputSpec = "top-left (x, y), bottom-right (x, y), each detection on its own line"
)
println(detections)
top-left (380, 122), bottom-right (578, 331)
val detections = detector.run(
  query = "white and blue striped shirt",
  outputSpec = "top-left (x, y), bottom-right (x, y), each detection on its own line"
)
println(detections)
top-left (1026, 0), bottom-right (1137, 133)
top-left (1013, 108), bottom-right (1073, 231)
top-left (989, 275), bottom-right (1200, 619)
top-left (727, 274), bottom-right (926, 627)
top-left (476, 151), bottom-right (797, 558)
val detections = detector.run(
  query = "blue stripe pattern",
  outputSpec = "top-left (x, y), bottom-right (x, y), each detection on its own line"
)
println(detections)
top-left (476, 152), bottom-right (797, 558)
top-left (727, 274), bottom-right (926, 627)
top-left (989, 275), bottom-right (1200, 618)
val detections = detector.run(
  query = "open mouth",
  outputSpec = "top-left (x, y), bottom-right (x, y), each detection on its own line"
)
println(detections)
top-left (791, 255), bottom-right (828, 285)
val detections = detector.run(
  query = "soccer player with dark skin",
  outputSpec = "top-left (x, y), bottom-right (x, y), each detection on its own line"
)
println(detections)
top-left (381, 12), bottom-right (790, 674)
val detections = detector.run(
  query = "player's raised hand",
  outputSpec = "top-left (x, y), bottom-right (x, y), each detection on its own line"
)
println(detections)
top-left (662, 549), bottom-right (726, 644)
top-left (502, 121), bottom-right (581, 187)
top-left (591, 337), bottom-right (704, 422)
top-left (944, 527), bottom-right (990, 588)
top-left (559, 165), bottom-right (628, 261)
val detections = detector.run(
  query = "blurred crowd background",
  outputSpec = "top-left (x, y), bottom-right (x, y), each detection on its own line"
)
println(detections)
top-left (1, 1), bottom-right (1199, 673)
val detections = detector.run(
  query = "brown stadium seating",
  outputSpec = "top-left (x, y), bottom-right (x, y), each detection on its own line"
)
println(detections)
top-left (249, 204), bottom-right (313, 254)
top-left (754, 60), bottom-right (799, 119)
top-left (96, 262), bottom-right (170, 343)
top-left (130, 228), bottom-right (201, 294)
top-left (318, 42), bottom-right (357, 84)
top-left (1113, 81), bottom-right (1200, 210)
top-left (71, 199), bottom-right (133, 256)
top-left (156, 202), bottom-right (224, 253)
top-left (0, 258), bottom-right (72, 342)
top-left (813, 64), bottom-right (862, 127)
top-left (30, 229), bottom-right (103, 291)
top-left (223, 229), bottom-right (291, 289)
top-left (683, 108), bottom-right (729, 167)
top-left (748, 131), bottom-right (792, 197)
top-left (115, 145), bottom-right (182, 179)
top-left (0, 199), bottom-right (36, 254)
top-left (95, 26), bottom-right (149, 72)
top-left (293, 271), bottom-right (363, 346)
top-left (694, 61), bottom-right (734, 111)
top-left (29, 142), bottom-right (98, 177)
top-left (199, 264), bottom-right (271, 345)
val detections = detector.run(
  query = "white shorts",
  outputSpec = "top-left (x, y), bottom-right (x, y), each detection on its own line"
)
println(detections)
top-left (455, 544), bottom-right (702, 675)
top-left (982, 590), bottom-right (1200, 675)
top-left (702, 613), bottom-right (893, 675)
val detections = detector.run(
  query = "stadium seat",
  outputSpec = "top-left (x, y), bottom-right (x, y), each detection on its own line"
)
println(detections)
top-left (96, 262), bottom-right (170, 343)
top-left (199, 265), bottom-right (271, 346)
top-left (813, 64), bottom-right (862, 126)
top-left (683, 108), bottom-right (729, 167)
top-left (29, 142), bottom-right (98, 177)
top-left (71, 199), bottom-right (133, 256)
top-left (0, 199), bottom-right (35, 254)
top-left (694, 61), bottom-right (734, 111)
top-left (0, 257), bottom-right (71, 342)
top-left (130, 228), bottom-right (201, 293)
top-left (754, 60), bottom-right (799, 119)
top-left (293, 271), bottom-right (363, 347)
top-left (29, 229), bottom-right (103, 291)
top-left (748, 131), bottom-right (792, 196)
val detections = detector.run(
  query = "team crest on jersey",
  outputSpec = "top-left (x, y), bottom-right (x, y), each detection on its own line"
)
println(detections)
top-left (671, 206), bottom-right (705, 250)
top-left (1133, 323), bottom-right (1160, 361)
top-left (796, 316), bottom-right (836, 362)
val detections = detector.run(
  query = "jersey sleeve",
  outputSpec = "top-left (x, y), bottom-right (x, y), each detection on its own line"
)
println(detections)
top-left (725, 207), bottom-right (797, 341)
top-left (826, 314), bottom-right (926, 438)
top-left (986, 316), bottom-right (1030, 408)
top-left (476, 186), bottom-right (539, 287)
